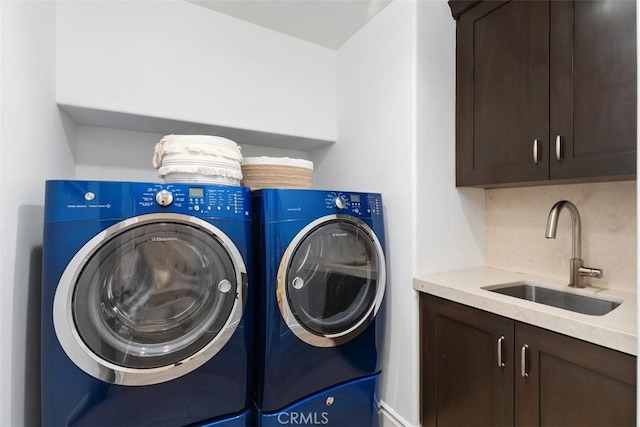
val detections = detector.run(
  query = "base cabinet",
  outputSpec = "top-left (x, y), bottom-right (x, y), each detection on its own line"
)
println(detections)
top-left (515, 322), bottom-right (636, 426)
top-left (420, 294), bottom-right (636, 426)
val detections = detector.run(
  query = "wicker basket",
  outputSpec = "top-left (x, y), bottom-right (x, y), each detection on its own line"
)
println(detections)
top-left (241, 157), bottom-right (313, 190)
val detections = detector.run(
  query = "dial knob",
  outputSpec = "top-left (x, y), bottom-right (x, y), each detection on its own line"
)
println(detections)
top-left (155, 189), bottom-right (174, 206)
top-left (334, 195), bottom-right (347, 209)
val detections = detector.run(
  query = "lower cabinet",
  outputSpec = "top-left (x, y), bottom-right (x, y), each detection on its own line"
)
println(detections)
top-left (419, 294), bottom-right (636, 426)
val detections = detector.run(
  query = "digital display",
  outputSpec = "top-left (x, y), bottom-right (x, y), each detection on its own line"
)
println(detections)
top-left (350, 194), bottom-right (360, 203)
top-left (189, 188), bottom-right (204, 198)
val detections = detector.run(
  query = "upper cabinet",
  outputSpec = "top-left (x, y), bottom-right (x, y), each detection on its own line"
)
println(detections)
top-left (550, 1), bottom-right (636, 181)
top-left (451, 0), bottom-right (637, 188)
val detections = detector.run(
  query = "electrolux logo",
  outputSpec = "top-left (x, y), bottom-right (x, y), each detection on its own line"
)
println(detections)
top-left (151, 236), bottom-right (179, 242)
top-left (276, 412), bottom-right (329, 425)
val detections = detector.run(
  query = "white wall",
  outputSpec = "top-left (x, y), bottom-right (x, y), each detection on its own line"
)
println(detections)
top-left (0, 1), bottom-right (76, 425)
top-left (415, 2), bottom-right (485, 274)
top-left (312, 1), bottom-right (484, 425)
top-left (56, 0), bottom-right (337, 145)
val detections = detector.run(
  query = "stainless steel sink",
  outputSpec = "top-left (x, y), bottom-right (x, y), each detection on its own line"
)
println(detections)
top-left (482, 282), bottom-right (621, 316)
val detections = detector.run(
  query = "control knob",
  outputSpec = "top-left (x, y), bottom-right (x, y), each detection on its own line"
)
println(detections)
top-left (155, 189), bottom-right (174, 206)
top-left (334, 195), bottom-right (348, 210)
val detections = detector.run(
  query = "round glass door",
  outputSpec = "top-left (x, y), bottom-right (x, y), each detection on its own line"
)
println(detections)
top-left (277, 215), bottom-right (385, 347)
top-left (54, 214), bottom-right (247, 386)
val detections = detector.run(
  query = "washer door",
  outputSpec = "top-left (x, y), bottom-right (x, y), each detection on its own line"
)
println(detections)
top-left (53, 213), bottom-right (247, 386)
top-left (277, 215), bottom-right (385, 347)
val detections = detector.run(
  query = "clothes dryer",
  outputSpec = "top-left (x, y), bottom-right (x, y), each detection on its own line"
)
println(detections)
top-left (253, 189), bottom-right (386, 425)
top-left (42, 180), bottom-right (254, 426)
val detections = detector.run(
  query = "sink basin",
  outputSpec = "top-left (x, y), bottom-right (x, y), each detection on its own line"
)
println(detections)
top-left (482, 282), bottom-right (621, 316)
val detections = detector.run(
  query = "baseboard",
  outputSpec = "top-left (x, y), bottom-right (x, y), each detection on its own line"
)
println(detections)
top-left (378, 400), bottom-right (417, 427)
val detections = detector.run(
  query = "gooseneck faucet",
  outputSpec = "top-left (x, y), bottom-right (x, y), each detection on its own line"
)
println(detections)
top-left (545, 200), bottom-right (603, 288)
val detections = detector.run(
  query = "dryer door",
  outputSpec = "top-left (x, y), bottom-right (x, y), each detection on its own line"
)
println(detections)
top-left (53, 213), bottom-right (247, 386)
top-left (277, 214), bottom-right (385, 347)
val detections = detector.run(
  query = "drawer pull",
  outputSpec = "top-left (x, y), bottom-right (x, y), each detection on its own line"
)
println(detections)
top-left (497, 336), bottom-right (506, 368)
top-left (521, 344), bottom-right (529, 378)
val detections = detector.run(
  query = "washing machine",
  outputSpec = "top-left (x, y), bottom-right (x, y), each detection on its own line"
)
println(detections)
top-left (252, 189), bottom-right (386, 426)
top-left (41, 180), bottom-right (254, 427)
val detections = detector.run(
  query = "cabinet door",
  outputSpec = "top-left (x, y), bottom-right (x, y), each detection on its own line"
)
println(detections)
top-left (515, 322), bottom-right (636, 426)
top-left (456, 0), bottom-right (549, 187)
top-left (420, 294), bottom-right (514, 426)
top-left (550, 0), bottom-right (637, 180)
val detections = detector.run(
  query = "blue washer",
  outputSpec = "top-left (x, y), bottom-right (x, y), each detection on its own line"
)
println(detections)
top-left (252, 189), bottom-right (386, 416)
top-left (41, 180), bottom-right (254, 426)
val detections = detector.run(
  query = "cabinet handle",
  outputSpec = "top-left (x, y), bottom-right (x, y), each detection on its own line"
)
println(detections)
top-left (520, 344), bottom-right (529, 378)
top-left (555, 135), bottom-right (563, 161)
top-left (533, 139), bottom-right (541, 164)
top-left (497, 336), bottom-right (506, 368)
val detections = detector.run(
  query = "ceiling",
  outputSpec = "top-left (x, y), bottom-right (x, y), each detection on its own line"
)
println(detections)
top-left (187, 0), bottom-right (393, 50)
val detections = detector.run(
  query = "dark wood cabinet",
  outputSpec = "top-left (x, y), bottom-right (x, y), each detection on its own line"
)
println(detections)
top-left (515, 322), bottom-right (637, 426)
top-left (455, 0), bottom-right (550, 187)
top-left (420, 294), bottom-right (637, 426)
top-left (549, 0), bottom-right (637, 181)
top-left (452, 0), bottom-right (636, 188)
top-left (420, 293), bottom-right (514, 426)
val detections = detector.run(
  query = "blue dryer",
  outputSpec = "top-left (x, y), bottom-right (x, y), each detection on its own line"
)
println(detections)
top-left (42, 180), bottom-right (254, 427)
top-left (253, 189), bottom-right (386, 426)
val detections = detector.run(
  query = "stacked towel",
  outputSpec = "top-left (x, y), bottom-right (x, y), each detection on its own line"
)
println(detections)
top-left (153, 135), bottom-right (243, 185)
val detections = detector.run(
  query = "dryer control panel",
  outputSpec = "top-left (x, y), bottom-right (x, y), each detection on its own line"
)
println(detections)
top-left (255, 189), bottom-right (382, 222)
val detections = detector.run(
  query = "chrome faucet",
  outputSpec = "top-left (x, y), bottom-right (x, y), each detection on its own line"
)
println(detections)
top-left (545, 200), bottom-right (603, 288)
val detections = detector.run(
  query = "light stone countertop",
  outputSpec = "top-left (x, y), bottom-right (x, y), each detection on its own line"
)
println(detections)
top-left (413, 267), bottom-right (637, 356)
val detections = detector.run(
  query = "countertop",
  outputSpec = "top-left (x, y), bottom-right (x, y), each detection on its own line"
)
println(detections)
top-left (413, 267), bottom-right (637, 356)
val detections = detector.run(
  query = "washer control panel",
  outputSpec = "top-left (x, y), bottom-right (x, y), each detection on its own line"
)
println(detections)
top-left (45, 180), bottom-right (252, 223)
top-left (137, 183), bottom-right (250, 218)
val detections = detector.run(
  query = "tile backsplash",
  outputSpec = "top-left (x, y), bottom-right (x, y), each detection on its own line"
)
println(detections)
top-left (485, 181), bottom-right (637, 292)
